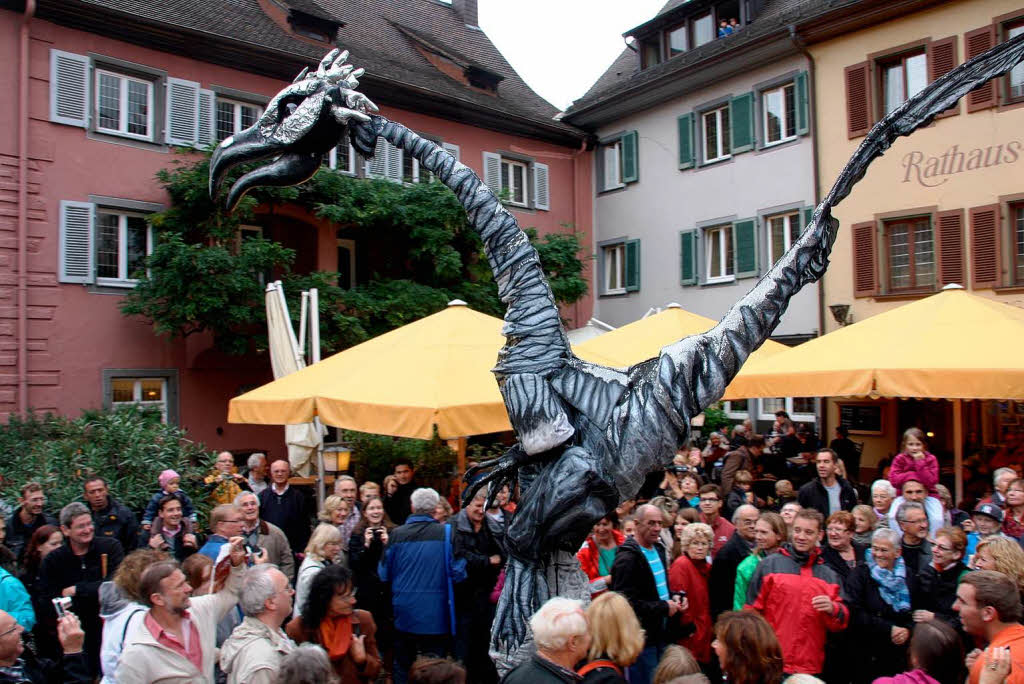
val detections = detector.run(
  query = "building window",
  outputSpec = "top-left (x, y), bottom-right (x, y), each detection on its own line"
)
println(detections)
top-left (95, 69), bottom-right (153, 141)
top-left (767, 211), bottom-right (799, 264)
top-left (216, 98), bottom-right (261, 143)
top-left (763, 83), bottom-right (796, 145)
top-left (885, 216), bottom-right (934, 291)
top-left (666, 24), bottom-right (688, 58)
top-left (110, 377), bottom-right (168, 422)
top-left (602, 141), bottom-right (623, 189)
top-left (500, 159), bottom-right (529, 206)
top-left (702, 106), bottom-right (731, 163)
top-left (693, 14), bottom-right (714, 47)
top-left (724, 400), bottom-right (749, 419)
top-left (792, 397), bottom-right (816, 418)
top-left (603, 243), bottom-right (626, 294)
top-left (327, 142), bottom-right (357, 175)
top-left (96, 210), bottom-right (153, 285)
top-left (705, 224), bottom-right (734, 282)
top-left (337, 237), bottom-right (356, 289)
top-left (641, 40), bottom-right (662, 69)
top-left (1013, 202), bottom-right (1024, 285)
top-left (1008, 22), bottom-right (1024, 102)
top-left (759, 397), bottom-right (816, 422)
top-left (880, 50), bottom-right (927, 116)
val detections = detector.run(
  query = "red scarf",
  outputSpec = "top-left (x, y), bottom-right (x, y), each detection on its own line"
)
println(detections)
top-left (319, 615), bottom-right (354, 660)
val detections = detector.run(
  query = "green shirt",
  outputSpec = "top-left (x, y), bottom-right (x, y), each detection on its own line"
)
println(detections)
top-left (598, 546), bottom-right (617, 577)
top-left (733, 550), bottom-right (765, 611)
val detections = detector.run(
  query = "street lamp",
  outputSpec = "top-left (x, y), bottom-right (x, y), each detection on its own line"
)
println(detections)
top-left (321, 444), bottom-right (351, 475)
top-left (828, 304), bottom-right (852, 327)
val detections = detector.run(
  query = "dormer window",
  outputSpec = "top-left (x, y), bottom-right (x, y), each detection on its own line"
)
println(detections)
top-left (642, 40), bottom-right (662, 69)
top-left (665, 24), bottom-right (688, 58)
top-left (693, 13), bottom-right (715, 47)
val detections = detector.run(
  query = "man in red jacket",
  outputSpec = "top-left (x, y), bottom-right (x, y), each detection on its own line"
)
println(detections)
top-left (745, 508), bottom-right (848, 675)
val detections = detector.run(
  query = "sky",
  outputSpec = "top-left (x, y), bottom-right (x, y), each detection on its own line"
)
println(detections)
top-left (478, 0), bottom-right (669, 112)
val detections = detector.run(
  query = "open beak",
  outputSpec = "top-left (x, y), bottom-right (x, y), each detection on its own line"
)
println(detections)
top-left (209, 126), bottom-right (323, 212)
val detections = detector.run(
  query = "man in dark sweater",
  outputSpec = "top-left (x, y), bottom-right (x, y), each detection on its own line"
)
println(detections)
top-left (709, 505), bottom-right (759, 617)
top-left (38, 502), bottom-right (124, 676)
top-left (258, 459), bottom-right (311, 556)
top-left (82, 476), bottom-right (138, 552)
top-left (385, 460), bottom-right (418, 525)
top-left (797, 449), bottom-right (858, 518)
top-left (5, 482), bottom-right (56, 560)
top-left (896, 500), bottom-right (932, 578)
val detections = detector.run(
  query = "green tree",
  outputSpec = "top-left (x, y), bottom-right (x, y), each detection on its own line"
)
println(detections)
top-left (121, 152), bottom-right (589, 354)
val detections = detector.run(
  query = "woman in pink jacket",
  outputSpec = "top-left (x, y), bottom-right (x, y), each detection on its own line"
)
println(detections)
top-left (872, 620), bottom-right (962, 684)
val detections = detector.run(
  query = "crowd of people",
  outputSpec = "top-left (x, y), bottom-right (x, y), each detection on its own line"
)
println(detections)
top-left (0, 417), bottom-right (1021, 684)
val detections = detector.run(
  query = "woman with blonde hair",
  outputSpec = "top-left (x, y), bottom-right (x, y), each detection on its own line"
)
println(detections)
top-left (972, 535), bottom-right (1024, 598)
top-left (653, 645), bottom-right (702, 684)
top-left (578, 591), bottom-right (645, 682)
top-left (318, 494), bottom-right (350, 526)
top-left (668, 523), bottom-right (713, 665)
top-left (851, 504), bottom-right (878, 546)
top-left (295, 523), bottom-right (344, 618)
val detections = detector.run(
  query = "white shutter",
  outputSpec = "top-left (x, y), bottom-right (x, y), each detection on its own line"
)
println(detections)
top-left (165, 77), bottom-right (200, 146)
top-left (386, 142), bottom-right (402, 182)
top-left (533, 162), bottom-right (550, 211)
top-left (197, 89), bottom-right (215, 148)
top-left (49, 50), bottom-right (90, 127)
top-left (482, 151), bottom-right (502, 194)
top-left (442, 142), bottom-right (460, 162)
top-left (365, 136), bottom-right (388, 178)
top-left (604, 145), bottom-right (620, 189)
top-left (59, 200), bottom-right (94, 284)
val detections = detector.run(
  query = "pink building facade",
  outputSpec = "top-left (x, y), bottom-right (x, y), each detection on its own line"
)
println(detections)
top-left (0, 0), bottom-right (593, 458)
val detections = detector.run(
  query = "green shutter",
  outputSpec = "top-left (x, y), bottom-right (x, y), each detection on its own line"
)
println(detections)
top-left (625, 239), bottom-right (641, 291)
top-left (733, 218), bottom-right (758, 278)
top-left (677, 114), bottom-right (694, 170)
top-left (795, 71), bottom-right (810, 136)
top-left (730, 93), bottom-right (755, 154)
top-left (621, 130), bottom-right (639, 183)
top-left (680, 230), bottom-right (697, 285)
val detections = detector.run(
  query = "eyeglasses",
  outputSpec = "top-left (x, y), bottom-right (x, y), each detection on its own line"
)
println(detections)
top-left (0, 623), bottom-right (20, 638)
top-left (699, 497), bottom-right (719, 503)
top-left (934, 543), bottom-right (955, 552)
top-left (335, 588), bottom-right (358, 601)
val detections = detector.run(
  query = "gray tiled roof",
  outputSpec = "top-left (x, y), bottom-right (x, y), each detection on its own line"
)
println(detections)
top-left (566, 0), bottom-right (845, 118)
top-left (57, 0), bottom-right (576, 136)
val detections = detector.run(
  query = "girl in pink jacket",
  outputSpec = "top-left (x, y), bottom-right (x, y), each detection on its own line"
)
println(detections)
top-left (888, 428), bottom-right (946, 536)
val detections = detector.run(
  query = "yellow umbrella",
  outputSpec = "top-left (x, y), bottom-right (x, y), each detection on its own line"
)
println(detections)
top-left (723, 286), bottom-right (1024, 401)
top-left (228, 300), bottom-right (511, 439)
top-left (574, 303), bottom-right (790, 369)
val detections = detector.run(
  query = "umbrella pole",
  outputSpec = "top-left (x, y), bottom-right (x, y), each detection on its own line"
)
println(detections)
top-left (953, 399), bottom-right (963, 506)
top-left (448, 437), bottom-right (467, 499)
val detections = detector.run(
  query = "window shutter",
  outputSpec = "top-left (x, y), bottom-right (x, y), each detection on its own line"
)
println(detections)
top-left (729, 92), bottom-right (755, 153)
top-left (386, 141), bottom-right (402, 182)
top-left (49, 49), bottom-right (90, 128)
top-left (733, 218), bottom-right (758, 278)
top-left (802, 206), bottom-right (815, 235)
top-left (844, 61), bottom-right (873, 138)
top-left (852, 221), bottom-right (877, 297)
top-left (970, 204), bottom-right (1001, 288)
top-left (197, 89), bottom-right (215, 148)
top-left (936, 209), bottom-right (965, 287)
top-left (677, 113), bottom-right (694, 169)
top-left (533, 163), bottom-right (550, 211)
top-left (366, 137), bottom-right (390, 178)
top-left (59, 200), bottom-right (94, 284)
top-left (625, 239), bottom-right (641, 292)
top-left (927, 37), bottom-right (960, 118)
top-left (621, 131), bottom-right (639, 183)
top-left (680, 230), bottom-right (697, 285)
top-left (165, 77), bottom-right (200, 146)
top-left (442, 142), bottom-right (460, 161)
top-left (965, 26), bottom-right (997, 112)
top-left (482, 151), bottom-right (502, 194)
top-left (795, 71), bottom-right (810, 135)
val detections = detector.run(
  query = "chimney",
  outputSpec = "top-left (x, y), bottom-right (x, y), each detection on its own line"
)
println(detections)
top-left (452, 0), bottom-right (478, 28)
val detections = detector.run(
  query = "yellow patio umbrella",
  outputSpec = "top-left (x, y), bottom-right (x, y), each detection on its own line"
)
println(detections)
top-left (574, 303), bottom-right (790, 369)
top-left (228, 300), bottom-right (512, 439)
top-left (722, 286), bottom-right (1024, 401)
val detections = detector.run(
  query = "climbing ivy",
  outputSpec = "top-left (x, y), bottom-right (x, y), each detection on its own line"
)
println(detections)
top-left (121, 152), bottom-right (589, 355)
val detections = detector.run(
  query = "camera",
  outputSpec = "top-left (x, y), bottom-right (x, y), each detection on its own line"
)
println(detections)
top-left (667, 465), bottom-right (690, 475)
top-left (52, 596), bottom-right (72, 619)
top-left (671, 591), bottom-right (686, 603)
top-left (372, 528), bottom-right (383, 541)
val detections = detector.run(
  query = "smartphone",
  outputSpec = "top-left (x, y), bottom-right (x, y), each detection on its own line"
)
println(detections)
top-left (352, 620), bottom-right (362, 637)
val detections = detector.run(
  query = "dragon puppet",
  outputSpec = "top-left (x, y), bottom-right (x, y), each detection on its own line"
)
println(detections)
top-left (210, 37), bottom-right (1024, 672)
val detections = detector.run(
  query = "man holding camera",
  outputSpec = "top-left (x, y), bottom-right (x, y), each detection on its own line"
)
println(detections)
top-left (235, 492), bottom-right (295, 582)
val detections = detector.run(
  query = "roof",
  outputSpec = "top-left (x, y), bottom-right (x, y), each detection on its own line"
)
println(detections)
top-left (26, 0), bottom-right (583, 143)
top-left (564, 0), bottom-right (849, 124)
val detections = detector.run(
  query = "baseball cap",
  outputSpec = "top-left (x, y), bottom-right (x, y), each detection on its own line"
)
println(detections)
top-left (972, 502), bottom-right (1005, 523)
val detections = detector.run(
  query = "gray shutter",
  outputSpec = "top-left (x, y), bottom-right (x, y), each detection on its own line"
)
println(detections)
top-left (625, 239), bottom-right (640, 292)
top-left (482, 152), bottom-right (502, 194)
top-left (533, 162), bottom-right (550, 211)
top-left (49, 49), bottom-right (90, 128)
top-left (795, 71), bottom-right (810, 136)
top-left (621, 131), bottom-right (638, 183)
top-left (165, 77), bottom-right (200, 146)
top-left (197, 89), bottom-right (215, 148)
top-left (366, 137), bottom-right (388, 177)
top-left (59, 200), bottom-right (94, 284)
top-left (680, 230), bottom-right (697, 285)
top-left (677, 113), bottom-right (694, 170)
top-left (386, 141), bottom-right (402, 182)
top-left (733, 218), bottom-right (758, 278)
top-left (730, 92), bottom-right (755, 154)
top-left (442, 142), bottom-right (460, 162)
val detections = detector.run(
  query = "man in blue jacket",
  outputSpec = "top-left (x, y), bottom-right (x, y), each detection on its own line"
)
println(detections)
top-left (379, 487), bottom-right (465, 684)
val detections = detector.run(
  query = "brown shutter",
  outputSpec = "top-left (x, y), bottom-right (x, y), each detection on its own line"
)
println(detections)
top-left (927, 36), bottom-right (960, 118)
top-left (936, 209), bottom-right (965, 286)
top-left (852, 221), bottom-right (878, 297)
top-left (965, 26), bottom-right (998, 112)
top-left (970, 204), bottom-right (1002, 289)
top-left (845, 61), bottom-right (873, 138)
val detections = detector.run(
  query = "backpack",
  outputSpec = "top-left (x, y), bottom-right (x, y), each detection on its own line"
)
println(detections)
top-left (577, 659), bottom-right (622, 676)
